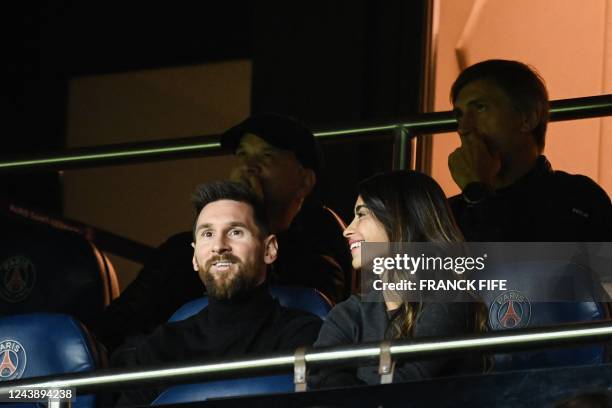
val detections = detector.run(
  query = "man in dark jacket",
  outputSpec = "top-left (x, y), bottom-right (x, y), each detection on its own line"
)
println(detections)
top-left (448, 59), bottom-right (612, 242)
top-left (93, 114), bottom-right (351, 352)
top-left (111, 181), bottom-right (322, 406)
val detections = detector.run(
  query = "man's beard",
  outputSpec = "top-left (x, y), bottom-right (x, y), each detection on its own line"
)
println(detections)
top-left (200, 254), bottom-right (263, 300)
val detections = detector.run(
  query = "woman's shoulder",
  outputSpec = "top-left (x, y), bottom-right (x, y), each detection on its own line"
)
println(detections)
top-left (328, 294), bottom-right (387, 323)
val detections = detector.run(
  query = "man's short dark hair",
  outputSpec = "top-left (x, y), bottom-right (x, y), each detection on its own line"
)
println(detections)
top-left (192, 181), bottom-right (270, 240)
top-left (450, 59), bottom-right (549, 151)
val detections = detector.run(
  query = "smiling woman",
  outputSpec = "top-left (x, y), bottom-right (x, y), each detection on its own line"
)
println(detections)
top-left (310, 170), bottom-right (485, 388)
top-left (344, 196), bottom-right (390, 270)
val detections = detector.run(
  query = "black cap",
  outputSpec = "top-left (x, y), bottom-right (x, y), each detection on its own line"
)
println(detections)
top-left (220, 113), bottom-right (320, 175)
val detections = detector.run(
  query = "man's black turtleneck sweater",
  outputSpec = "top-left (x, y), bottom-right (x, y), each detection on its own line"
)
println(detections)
top-left (111, 284), bottom-right (321, 406)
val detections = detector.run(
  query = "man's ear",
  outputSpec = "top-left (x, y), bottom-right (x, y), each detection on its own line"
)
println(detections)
top-left (521, 110), bottom-right (539, 133)
top-left (298, 168), bottom-right (316, 198)
top-left (263, 234), bottom-right (278, 265)
top-left (191, 242), bottom-right (199, 272)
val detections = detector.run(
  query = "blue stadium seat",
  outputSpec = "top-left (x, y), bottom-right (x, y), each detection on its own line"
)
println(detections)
top-left (0, 218), bottom-right (119, 328)
top-left (478, 260), bottom-right (610, 370)
top-left (0, 313), bottom-right (103, 408)
top-left (151, 374), bottom-right (294, 405)
top-left (150, 286), bottom-right (330, 405)
top-left (168, 285), bottom-right (332, 322)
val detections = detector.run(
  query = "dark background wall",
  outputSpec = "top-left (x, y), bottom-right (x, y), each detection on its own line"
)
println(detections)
top-left (4, 0), bottom-right (426, 226)
top-left (252, 1), bottom-right (427, 219)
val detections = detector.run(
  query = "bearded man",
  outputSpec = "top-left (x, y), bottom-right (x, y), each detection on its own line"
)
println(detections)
top-left (111, 181), bottom-right (321, 406)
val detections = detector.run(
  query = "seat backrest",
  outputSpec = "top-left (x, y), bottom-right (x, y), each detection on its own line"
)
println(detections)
top-left (1, 217), bottom-right (119, 328)
top-left (0, 313), bottom-right (101, 408)
top-left (153, 286), bottom-right (329, 405)
top-left (151, 374), bottom-right (294, 405)
top-left (168, 285), bottom-right (332, 322)
top-left (478, 260), bottom-right (610, 370)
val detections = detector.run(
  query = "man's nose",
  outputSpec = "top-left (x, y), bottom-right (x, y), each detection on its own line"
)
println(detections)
top-left (457, 112), bottom-right (474, 137)
top-left (240, 155), bottom-right (262, 175)
top-left (212, 235), bottom-right (231, 254)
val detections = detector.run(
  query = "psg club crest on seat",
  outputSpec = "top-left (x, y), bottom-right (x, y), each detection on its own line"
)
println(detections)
top-left (489, 290), bottom-right (532, 330)
top-left (0, 256), bottom-right (37, 303)
top-left (0, 340), bottom-right (27, 381)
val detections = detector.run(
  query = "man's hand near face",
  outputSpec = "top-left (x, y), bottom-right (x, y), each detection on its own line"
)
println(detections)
top-left (230, 166), bottom-right (265, 201)
top-left (448, 136), bottom-right (502, 191)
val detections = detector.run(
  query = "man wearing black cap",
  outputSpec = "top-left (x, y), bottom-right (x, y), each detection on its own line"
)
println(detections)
top-left (221, 114), bottom-right (351, 297)
top-left (92, 114), bottom-right (352, 352)
top-left (222, 114), bottom-right (321, 235)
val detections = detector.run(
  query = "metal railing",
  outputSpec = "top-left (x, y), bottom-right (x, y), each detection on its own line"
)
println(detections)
top-left (0, 94), bottom-right (611, 402)
top-left (1, 94), bottom-right (610, 173)
top-left (0, 321), bottom-right (611, 397)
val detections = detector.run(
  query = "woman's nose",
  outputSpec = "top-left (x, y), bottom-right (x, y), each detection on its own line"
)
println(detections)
top-left (343, 218), bottom-right (356, 238)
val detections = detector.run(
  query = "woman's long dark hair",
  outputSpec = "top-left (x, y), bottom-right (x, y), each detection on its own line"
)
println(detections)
top-left (358, 171), bottom-right (486, 339)
top-left (359, 170), bottom-right (464, 243)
